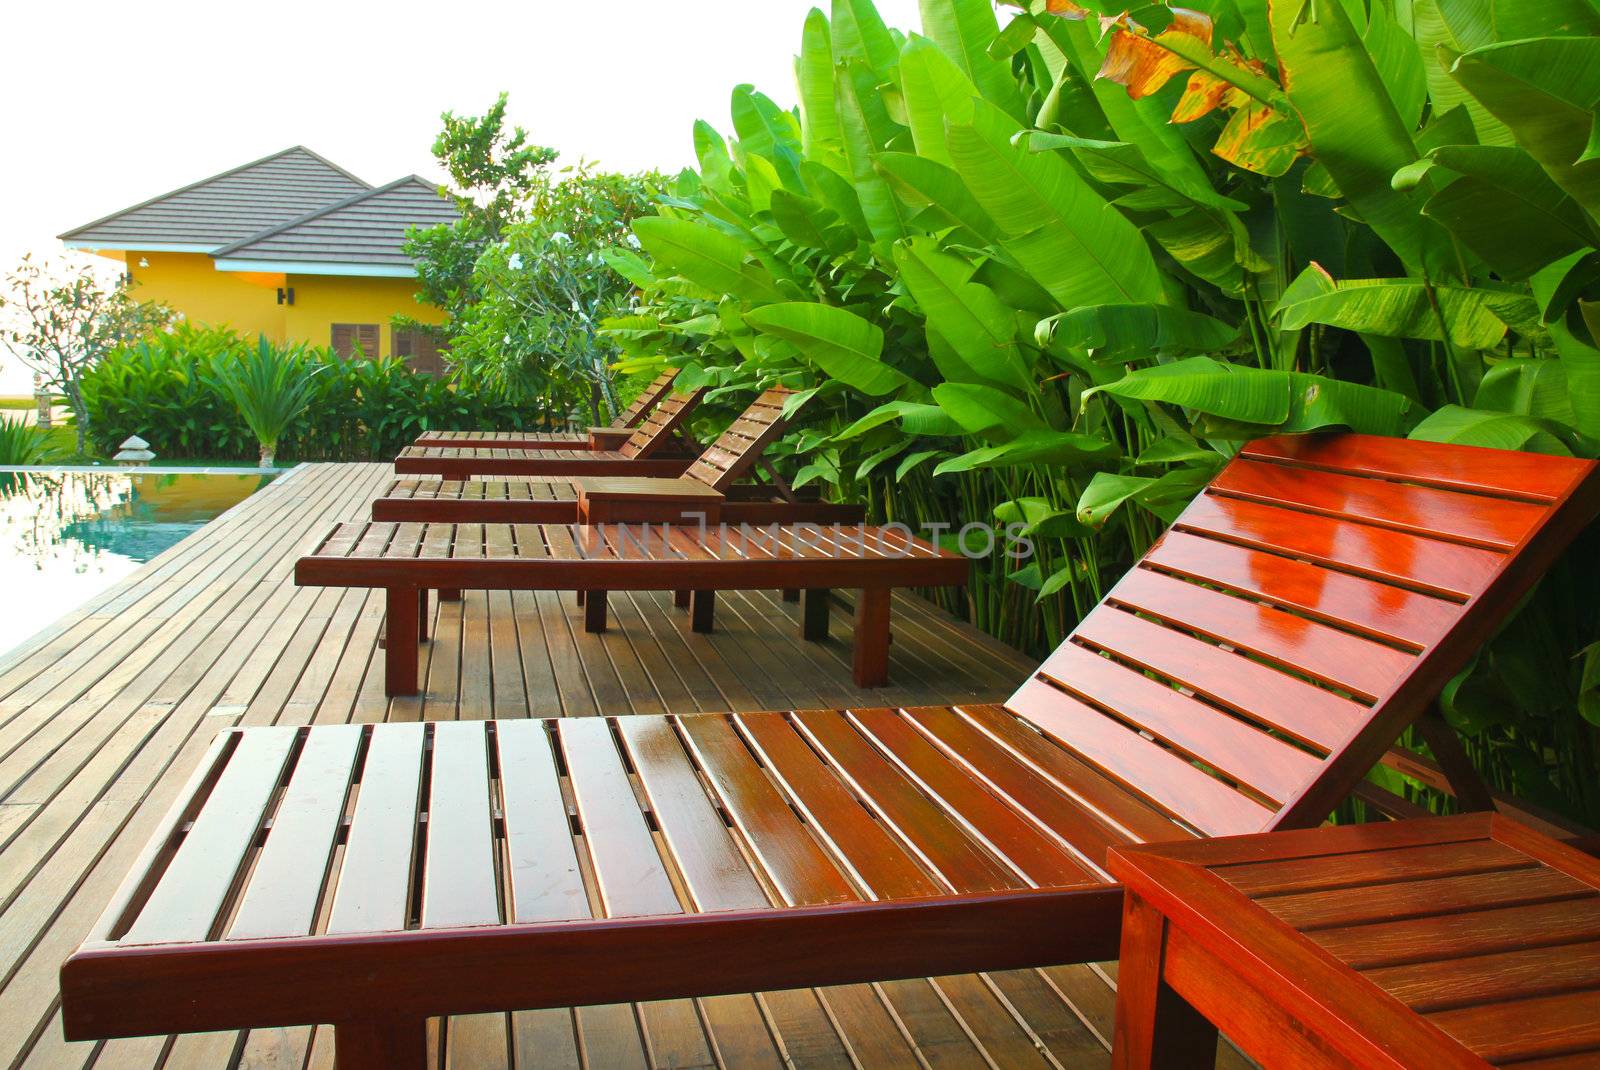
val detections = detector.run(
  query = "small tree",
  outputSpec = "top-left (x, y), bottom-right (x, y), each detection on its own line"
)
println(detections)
top-left (206, 336), bottom-right (326, 466)
top-left (0, 256), bottom-right (171, 456)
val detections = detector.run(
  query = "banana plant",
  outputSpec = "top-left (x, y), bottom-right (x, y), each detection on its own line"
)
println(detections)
top-left (600, 0), bottom-right (1600, 821)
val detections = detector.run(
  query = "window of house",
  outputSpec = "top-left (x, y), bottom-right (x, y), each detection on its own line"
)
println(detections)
top-left (331, 323), bottom-right (380, 359)
top-left (393, 327), bottom-right (446, 375)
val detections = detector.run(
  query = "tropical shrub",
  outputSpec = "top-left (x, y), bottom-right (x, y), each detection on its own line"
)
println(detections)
top-left (206, 337), bottom-right (328, 466)
top-left (0, 415), bottom-right (57, 465)
top-left (606, 0), bottom-right (1600, 822)
top-left (82, 326), bottom-right (533, 462)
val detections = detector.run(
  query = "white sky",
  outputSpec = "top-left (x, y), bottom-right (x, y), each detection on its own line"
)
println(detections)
top-left (0, 0), bottom-right (927, 392)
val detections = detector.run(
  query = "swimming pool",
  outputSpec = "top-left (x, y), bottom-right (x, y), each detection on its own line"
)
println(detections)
top-left (0, 469), bottom-right (277, 658)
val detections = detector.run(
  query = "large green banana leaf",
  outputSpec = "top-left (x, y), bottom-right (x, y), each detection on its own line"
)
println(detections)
top-left (918, 0), bottom-right (1028, 122)
top-left (932, 381), bottom-right (1046, 437)
top-left (898, 35), bottom-right (978, 166)
top-left (1270, 0), bottom-right (1452, 277)
top-left (1410, 404), bottom-right (1577, 454)
top-left (796, 9), bottom-right (844, 167)
top-left (893, 238), bottom-right (1033, 390)
top-left (875, 153), bottom-right (1002, 240)
top-left (745, 303), bottom-right (916, 396)
top-left (832, 0), bottom-right (900, 77)
top-left (935, 429), bottom-right (1117, 474)
top-left (1449, 38), bottom-right (1600, 222)
top-left (1038, 303), bottom-right (1239, 360)
top-left (1277, 278), bottom-right (1519, 349)
top-left (835, 59), bottom-right (909, 242)
top-left (631, 217), bottom-right (788, 304)
top-left (1399, 146), bottom-right (1595, 280)
top-left (946, 102), bottom-right (1165, 308)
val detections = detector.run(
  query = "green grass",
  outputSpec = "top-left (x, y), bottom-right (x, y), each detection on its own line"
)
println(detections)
top-left (0, 397), bottom-right (42, 411)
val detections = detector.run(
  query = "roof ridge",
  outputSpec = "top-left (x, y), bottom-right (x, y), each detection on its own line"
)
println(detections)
top-left (209, 175), bottom-right (451, 257)
top-left (57, 146), bottom-right (372, 242)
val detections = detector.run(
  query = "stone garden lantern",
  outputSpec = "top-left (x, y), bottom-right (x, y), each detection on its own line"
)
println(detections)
top-left (114, 436), bottom-right (155, 467)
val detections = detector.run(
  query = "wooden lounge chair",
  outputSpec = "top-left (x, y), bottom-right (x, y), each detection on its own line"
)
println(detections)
top-left (60, 434), bottom-right (1600, 1070)
top-left (411, 367), bottom-right (683, 451)
top-left (393, 383), bottom-right (707, 478)
top-left (374, 386), bottom-right (864, 526)
top-left (297, 521), bottom-right (967, 693)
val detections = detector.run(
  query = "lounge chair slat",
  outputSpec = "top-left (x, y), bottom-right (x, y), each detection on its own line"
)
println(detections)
top-left (901, 708), bottom-right (1133, 879)
top-left (790, 709), bottom-right (1017, 893)
top-left (1071, 606), bottom-right (1365, 753)
top-left (1005, 677), bottom-right (1273, 838)
top-left (847, 707), bottom-right (1103, 889)
top-left (1146, 529), bottom-right (1459, 650)
top-left (732, 711), bottom-right (942, 898)
top-left (1240, 433), bottom-right (1587, 500)
top-left (615, 717), bottom-right (768, 911)
top-left (421, 723), bottom-right (501, 928)
top-left (123, 727), bottom-right (300, 945)
top-left (1031, 641), bottom-right (1322, 805)
top-left (1105, 567), bottom-right (1412, 701)
top-left (674, 714), bottom-right (859, 906)
top-left (557, 718), bottom-right (681, 917)
top-left (1174, 492), bottom-right (1502, 599)
top-left (494, 720), bottom-right (590, 923)
top-left (1212, 459), bottom-right (1546, 550)
top-left (949, 704), bottom-right (1189, 849)
top-left (227, 724), bottom-right (363, 940)
top-left (327, 722), bottom-right (426, 934)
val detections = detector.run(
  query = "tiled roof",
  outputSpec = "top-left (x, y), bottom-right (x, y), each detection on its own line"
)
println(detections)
top-left (59, 147), bottom-right (371, 251)
top-left (211, 177), bottom-right (458, 274)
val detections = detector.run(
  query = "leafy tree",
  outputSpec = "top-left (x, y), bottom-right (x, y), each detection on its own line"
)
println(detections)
top-left (403, 94), bottom-right (660, 423)
top-left (0, 256), bottom-right (171, 455)
top-left (405, 93), bottom-right (559, 324)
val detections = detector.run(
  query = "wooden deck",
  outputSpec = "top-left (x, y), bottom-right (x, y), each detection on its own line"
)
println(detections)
top-left (0, 463), bottom-right (1168, 1069)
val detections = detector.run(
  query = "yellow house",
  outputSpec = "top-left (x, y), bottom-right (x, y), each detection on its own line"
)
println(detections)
top-left (59, 147), bottom-right (458, 370)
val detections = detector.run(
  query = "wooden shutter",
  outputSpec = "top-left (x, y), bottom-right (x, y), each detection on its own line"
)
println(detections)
top-left (393, 329), bottom-right (415, 359)
top-left (331, 324), bottom-right (355, 358)
top-left (356, 325), bottom-right (380, 359)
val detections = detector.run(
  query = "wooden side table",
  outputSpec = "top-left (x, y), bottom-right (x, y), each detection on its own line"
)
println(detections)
top-left (574, 475), bottom-right (724, 525)
top-left (1107, 813), bottom-right (1600, 1069)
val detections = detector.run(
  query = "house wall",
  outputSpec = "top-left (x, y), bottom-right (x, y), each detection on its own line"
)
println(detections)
top-left (122, 252), bottom-right (445, 356)
top-left (126, 252), bottom-right (287, 341)
top-left (281, 274), bottom-right (446, 357)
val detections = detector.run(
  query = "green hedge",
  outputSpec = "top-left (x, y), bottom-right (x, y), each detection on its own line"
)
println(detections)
top-left (82, 326), bottom-right (556, 462)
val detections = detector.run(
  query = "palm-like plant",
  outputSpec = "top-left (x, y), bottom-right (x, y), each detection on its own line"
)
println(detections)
top-left (0, 415), bottom-right (56, 465)
top-left (206, 336), bottom-right (326, 467)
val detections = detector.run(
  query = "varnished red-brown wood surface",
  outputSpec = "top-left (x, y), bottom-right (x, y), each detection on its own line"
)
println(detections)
top-left (1009, 431), bottom-right (1600, 838)
top-left (63, 711), bottom-right (1135, 1046)
top-left (1109, 814), bottom-right (1600, 1069)
top-left (394, 386), bottom-right (706, 477)
top-left (411, 369), bottom-right (681, 449)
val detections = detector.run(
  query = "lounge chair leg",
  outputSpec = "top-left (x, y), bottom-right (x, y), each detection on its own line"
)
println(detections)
top-left (782, 588), bottom-right (801, 602)
top-left (439, 588), bottom-right (461, 602)
top-left (691, 590), bottom-right (715, 632)
top-left (674, 589), bottom-right (691, 608)
top-left (803, 589), bottom-right (830, 641)
top-left (384, 587), bottom-right (420, 697)
top-left (852, 587), bottom-right (891, 687)
top-left (585, 590), bottom-right (608, 633)
top-left (334, 1016), bottom-right (428, 1070)
top-left (1111, 893), bottom-right (1217, 1070)
top-left (417, 589), bottom-right (429, 642)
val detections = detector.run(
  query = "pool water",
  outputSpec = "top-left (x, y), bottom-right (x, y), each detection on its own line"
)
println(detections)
top-left (0, 470), bottom-right (276, 658)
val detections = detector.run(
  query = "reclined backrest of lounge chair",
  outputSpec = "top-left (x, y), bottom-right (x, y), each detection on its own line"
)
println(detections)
top-left (613, 368), bottom-right (681, 429)
top-left (679, 386), bottom-right (797, 492)
top-left (616, 387), bottom-right (707, 459)
top-left (1003, 433), bottom-right (1600, 838)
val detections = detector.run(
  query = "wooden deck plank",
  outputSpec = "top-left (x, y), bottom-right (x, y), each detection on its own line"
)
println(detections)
top-left (0, 462), bottom-right (1147, 1070)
